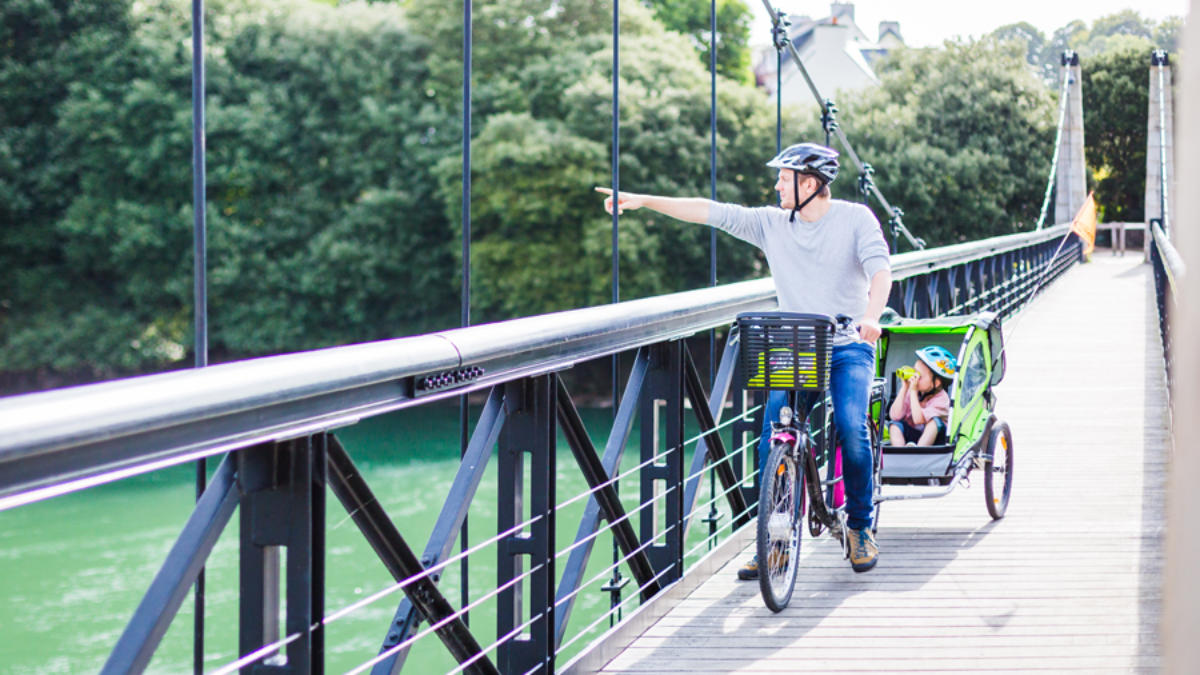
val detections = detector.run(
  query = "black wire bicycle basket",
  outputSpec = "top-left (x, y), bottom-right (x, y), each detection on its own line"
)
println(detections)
top-left (737, 312), bottom-right (835, 391)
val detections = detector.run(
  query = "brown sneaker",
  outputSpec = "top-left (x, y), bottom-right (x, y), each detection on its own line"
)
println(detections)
top-left (736, 555), bottom-right (758, 580)
top-left (846, 527), bottom-right (878, 573)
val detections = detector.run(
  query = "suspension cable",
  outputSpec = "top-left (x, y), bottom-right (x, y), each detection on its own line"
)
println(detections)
top-left (1034, 58), bottom-right (1073, 230)
top-left (759, 0), bottom-right (924, 250)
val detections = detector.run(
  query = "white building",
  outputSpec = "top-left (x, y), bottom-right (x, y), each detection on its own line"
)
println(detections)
top-left (755, 3), bottom-right (904, 107)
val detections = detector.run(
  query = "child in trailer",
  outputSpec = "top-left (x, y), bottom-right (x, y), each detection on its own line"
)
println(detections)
top-left (888, 345), bottom-right (957, 446)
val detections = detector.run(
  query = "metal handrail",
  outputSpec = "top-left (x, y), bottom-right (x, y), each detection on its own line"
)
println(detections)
top-left (0, 225), bottom-right (1071, 506)
top-left (1152, 221), bottom-right (1186, 290)
top-left (890, 225), bottom-right (1069, 277)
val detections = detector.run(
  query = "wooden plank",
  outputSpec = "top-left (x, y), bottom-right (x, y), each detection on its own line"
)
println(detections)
top-left (582, 257), bottom-right (1166, 674)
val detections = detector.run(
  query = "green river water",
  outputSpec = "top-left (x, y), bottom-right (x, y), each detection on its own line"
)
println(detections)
top-left (0, 402), bottom-right (739, 673)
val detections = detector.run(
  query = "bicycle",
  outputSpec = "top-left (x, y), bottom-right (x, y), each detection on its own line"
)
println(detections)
top-left (737, 312), bottom-right (885, 612)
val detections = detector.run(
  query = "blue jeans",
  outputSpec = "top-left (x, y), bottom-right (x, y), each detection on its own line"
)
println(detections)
top-left (758, 342), bottom-right (876, 531)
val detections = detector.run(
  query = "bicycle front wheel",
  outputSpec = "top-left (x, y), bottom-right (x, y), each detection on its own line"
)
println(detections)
top-left (757, 440), bottom-right (804, 612)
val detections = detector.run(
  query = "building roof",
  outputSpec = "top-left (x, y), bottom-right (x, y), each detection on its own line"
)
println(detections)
top-left (755, 3), bottom-right (904, 103)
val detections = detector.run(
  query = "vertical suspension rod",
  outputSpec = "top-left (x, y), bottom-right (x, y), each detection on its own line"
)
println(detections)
top-left (460, 0), bottom-right (473, 626)
top-left (608, 0), bottom-right (623, 623)
top-left (709, 0), bottom-right (718, 376)
top-left (189, 1), bottom-right (208, 671)
top-left (707, 0), bottom-right (720, 539)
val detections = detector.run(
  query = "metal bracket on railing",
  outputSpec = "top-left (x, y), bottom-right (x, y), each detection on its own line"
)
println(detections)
top-left (887, 207), bottom-right (905, 252)
top-left (414, 366), bottom-right (486, 396)
top-left (821, 98), bottom-right (839, 146)
top-left (858, 163), bottom-right (874, 205)
top-left (600, 573), bottom-right (630, 627)
top-left (771, 11), bottom-right (790, 51)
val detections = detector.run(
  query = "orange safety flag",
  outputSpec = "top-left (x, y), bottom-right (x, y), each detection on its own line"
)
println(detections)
top-left (1070, 192), bottom-right (1097, 256)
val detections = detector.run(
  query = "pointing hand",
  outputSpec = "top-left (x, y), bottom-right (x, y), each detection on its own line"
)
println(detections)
top-left (596, 187), bottom-right (647, 215)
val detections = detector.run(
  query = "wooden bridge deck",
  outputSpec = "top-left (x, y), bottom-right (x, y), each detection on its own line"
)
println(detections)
top-left (577, 255), bottom-right (1167, 673)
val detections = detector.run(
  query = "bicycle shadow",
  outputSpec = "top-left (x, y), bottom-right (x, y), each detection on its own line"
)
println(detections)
top-left (609, 517), bottom-right (1006, 671)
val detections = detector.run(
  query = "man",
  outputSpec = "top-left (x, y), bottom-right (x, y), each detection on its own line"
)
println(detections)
top-left (597, 142), bottom-right (892, 573)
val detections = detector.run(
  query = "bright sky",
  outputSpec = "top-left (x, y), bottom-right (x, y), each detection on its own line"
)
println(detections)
top-left (748, 0), bottom-right (1190, 48)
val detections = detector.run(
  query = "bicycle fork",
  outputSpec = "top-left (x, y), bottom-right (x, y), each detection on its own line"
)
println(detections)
top-left (769, 423), bottom-right (846, 543)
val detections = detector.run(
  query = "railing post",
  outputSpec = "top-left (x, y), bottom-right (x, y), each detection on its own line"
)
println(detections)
top-left (640, 341), bottom-right (685, 584)
top-left (1145, 51), bottom-right (1173, 241)
top-left (497, 376), bottom-right (556, 674)
top-left (726, 334), bottom-right (760, 508)
top-left (237, 438), bottom-right (321, 674)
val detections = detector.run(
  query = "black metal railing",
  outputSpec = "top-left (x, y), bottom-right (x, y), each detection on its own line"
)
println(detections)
top-left (1150, 220), bottom-right (1184, 393)
top-left (0, 226), bottom-right (1080, 674)
top-left (887, 225), bottom-right (1080, 319)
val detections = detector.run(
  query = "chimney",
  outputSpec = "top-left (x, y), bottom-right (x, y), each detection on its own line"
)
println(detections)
top-left (830, 2), bottom-right (854, 24)
top-left (879, 20), bottom-right (902, 43)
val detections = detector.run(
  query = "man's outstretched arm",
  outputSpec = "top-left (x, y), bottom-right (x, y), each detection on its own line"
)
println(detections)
top-left (596, 187), bottom-right (712, 224)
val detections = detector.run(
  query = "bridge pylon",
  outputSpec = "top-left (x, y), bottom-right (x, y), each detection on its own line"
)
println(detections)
top-left (1054, 51), bottom-right (1088, 227)
top-left (1146, 50), bottom-right (1175, 239)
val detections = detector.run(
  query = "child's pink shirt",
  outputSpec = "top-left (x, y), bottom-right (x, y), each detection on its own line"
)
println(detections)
top-left (893, 388), bottom-right (950, 426)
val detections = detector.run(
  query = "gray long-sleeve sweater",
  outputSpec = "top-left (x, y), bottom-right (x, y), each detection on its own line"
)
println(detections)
top-left (707, 200), bottom-right (891, 345)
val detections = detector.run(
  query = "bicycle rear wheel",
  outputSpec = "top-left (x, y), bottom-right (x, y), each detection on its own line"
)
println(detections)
top-left (757, 440), bottom-right (803, 612)
top-left (984, 420), bottom-right (1014, 519)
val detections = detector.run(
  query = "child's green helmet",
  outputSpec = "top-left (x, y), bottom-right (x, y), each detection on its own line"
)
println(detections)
top-left (916, 345), bottom-right (957, 380)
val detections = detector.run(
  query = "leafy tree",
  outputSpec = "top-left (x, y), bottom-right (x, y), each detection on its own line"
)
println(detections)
top-left (437, 112), bottom-right (608, 319)
top-left (640, 0), bottom-right (754, 83)
top-left (560, 29), bottom-right (778, 302)
top-left (826, 38), bottom-right (1057, 247)
top-left (1, 0), bottom-right (460, 380)
top-left (988, 12), bottom-right (1181, 225)
top-left (1153, 17), bottom-right (1183, 52)
top-left (405, 0), bottom-right (644, 119)
top-left (414, 0), bottom-right (778, 321)
top-left (198, 0), bottom-right (460, 353)
top-left (992, 11), bottom-right (1182, 84)
top-left (992, 22), bottom-right (1048, 80)
top-left (1081, 45), bottom-right (1151, 222)
top-left (0, 0), bottom-right (141, 376)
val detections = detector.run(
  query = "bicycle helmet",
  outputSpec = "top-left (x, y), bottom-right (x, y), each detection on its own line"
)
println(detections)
top-left (915, 345), bottom-right (958, 381)
top-left (766, 143), bottom-right (839, 222)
